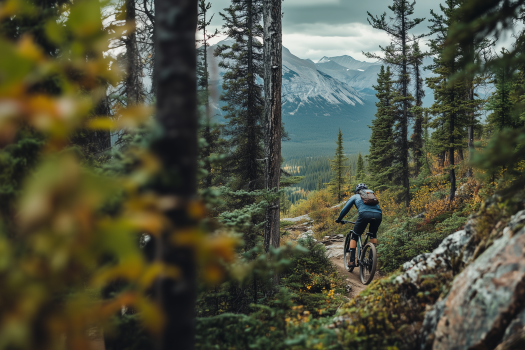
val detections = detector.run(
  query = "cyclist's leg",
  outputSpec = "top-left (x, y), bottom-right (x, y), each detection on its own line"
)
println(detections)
top-left (368, 213), bottom-right (383, 245)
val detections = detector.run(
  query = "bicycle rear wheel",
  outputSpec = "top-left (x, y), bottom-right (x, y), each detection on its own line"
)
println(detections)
top-left (343, 234), bottom-right (354, 272)
top-left (359, 243), bottom-right (377, 285)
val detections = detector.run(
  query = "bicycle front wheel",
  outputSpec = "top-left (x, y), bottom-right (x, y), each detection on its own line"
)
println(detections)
top-left (359, 243), bottom-right (377, 285)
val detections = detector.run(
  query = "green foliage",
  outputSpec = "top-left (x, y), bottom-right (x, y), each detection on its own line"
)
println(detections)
top-left (282, 236), bottom-right (346, 316)
top-left (196, 287), bottom-right (340, 350)
top-left (105, 314), bottom-right (155, 350)
top-left (215, 0), bottom-right (264, 191)
top-left (368, 65), bottom-right (396, 192)
top-left (328, 129), bottom-right (349, 202)
top-left (356, 152), bottom-right (365, 181)
top-left (0, 130), bottom-right (43, 230)
top-left (195, 237), bottom-right (345, 350)
top-left (378, 213), bottom-right (467, 272)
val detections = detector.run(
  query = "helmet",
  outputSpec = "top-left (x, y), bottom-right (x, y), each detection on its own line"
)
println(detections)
top-left (355, 183), bottom-right (368, 193)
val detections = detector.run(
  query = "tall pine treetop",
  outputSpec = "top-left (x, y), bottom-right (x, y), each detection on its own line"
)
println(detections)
top-left (328, 129), bottom-right (349, 203)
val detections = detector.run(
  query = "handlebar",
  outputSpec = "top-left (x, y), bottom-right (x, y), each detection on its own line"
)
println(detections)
top-left (340, 220), bottom-right (355, 225)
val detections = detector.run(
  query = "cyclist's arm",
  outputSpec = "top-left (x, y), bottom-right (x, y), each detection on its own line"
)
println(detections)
top-left (336, 196), bottom-right (356, 222)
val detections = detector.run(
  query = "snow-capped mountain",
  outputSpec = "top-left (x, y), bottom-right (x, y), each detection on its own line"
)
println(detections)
top-left (325, 55), bottom-right (378, 71)
top-left (314, 57), bottom-right (382, 94)
top-left (281, 47), bottom-right (364, 115)
top-left (203, 40), bottom-right (378, 156)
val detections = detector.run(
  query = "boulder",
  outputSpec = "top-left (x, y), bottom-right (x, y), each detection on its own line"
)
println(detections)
top-left (432, 211), bottom-right (525, 350)
top-left (396, 228), bottom-right (472, 284)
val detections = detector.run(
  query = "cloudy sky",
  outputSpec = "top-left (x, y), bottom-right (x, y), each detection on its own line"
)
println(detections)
top-left (204, 0), bottom-right (440, 62)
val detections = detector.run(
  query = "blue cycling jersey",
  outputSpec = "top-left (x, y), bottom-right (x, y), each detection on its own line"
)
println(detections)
top-left (337, 193), bottom-right (382, 221)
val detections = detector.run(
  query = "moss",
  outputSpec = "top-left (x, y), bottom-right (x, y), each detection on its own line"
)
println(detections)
top-left (335, 271), bottom-right (453, 350)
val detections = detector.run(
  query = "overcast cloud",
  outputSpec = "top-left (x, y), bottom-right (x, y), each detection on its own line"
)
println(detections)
top-left (203, 0), bottom-right (440, 61)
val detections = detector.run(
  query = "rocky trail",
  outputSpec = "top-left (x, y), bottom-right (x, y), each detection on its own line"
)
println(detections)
top-left (281, 215), bottom-right (379, 298)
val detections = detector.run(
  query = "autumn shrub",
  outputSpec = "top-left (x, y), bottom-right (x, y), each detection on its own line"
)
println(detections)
top-left (289, 188), bottom-right (333, 217)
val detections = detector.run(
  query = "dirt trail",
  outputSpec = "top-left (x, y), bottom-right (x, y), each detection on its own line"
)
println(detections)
top-left (330, 256), bottom-right (368, 298)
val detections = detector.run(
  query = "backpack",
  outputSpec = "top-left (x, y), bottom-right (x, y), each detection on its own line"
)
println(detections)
top-left (359, 189), bottom-right (379, 206)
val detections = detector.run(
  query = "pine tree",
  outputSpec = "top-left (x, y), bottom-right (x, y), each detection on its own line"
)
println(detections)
top-left (317, 176), bottom-right (323, 191)
top-left (197, 0), bottom-right (219, 188)
top-left (410, 41), bottom-right (426, 176)
top-left (356, 152), bottom-right (365, 181)
top-left (426, 0), bottom-right (470, 202)
top-left (485, 49), bottom-right (522, 131)
top-left (328, 129), bottom-right (349, 203)
top-left (365, 0), bottom-right (425, 206)
top-left (215, 0), bottom-right (264, 191)
top-left (367, 65), bottom-right (396, 192)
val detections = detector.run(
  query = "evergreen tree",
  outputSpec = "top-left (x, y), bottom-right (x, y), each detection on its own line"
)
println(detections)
top-left (410, 41), bottom-right (426, 176)
top-left (317, 176), bottom-right (323, 191)
top-left (215, 0), bottom-right (264, 191)
top-left (356, 152), bottom-right (365, 181)
top-left (328, 129), bottom-right (349, 202)
top-left (197, 0), bottom-right (219, 188)
top-left (365, 0), bottom-right (425, 206)
top-left (485, 49), bottom-right (522, 131)
top-left (367, 65), bottom-right (396, 192)
top-left (426, 0), bottom-right (470, 201)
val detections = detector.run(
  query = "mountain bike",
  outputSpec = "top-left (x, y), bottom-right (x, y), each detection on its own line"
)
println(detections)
top-left (340, 220), bottom-right (377, 285)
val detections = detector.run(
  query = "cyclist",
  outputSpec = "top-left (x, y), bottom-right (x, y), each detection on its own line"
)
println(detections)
top-left (335, 183), bottom-right (382, 269)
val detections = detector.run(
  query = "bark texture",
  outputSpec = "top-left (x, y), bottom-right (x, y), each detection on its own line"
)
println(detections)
top-left (125, 0), bottom-right (143, 106)
top-left (153, 0), bottom-right (198, 349)
top-left (263, 0), bottom-right (282, 253)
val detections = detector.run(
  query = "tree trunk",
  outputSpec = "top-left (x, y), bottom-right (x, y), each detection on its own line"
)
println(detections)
top-left (153, 0), bottom-right (198, 349)
top-left (466, 85), bottom-right (475, 177)
top-left (449, 58), bottom-right (456, 202)
top-left (263, 0), bottom-right (282, 256)
top-left (126, 0), bottom-right (143, 106)
top-left (401, 10), bottom-right (410, 207)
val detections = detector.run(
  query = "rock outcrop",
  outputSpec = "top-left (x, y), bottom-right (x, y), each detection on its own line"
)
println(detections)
top-left (431, 211), bottom-right (525, 350)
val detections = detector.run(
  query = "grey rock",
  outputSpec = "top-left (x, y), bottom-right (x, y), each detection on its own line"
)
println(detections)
top-left (509, 210), bottom-right (525, 232)
top-left (432, 220), bottom-right (525, 350)
top-left (396, 229), bottom-right (472, 284)
top-left (419, 299), bottom-right (447, 350)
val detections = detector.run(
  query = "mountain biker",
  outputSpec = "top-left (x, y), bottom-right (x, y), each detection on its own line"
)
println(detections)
top-left (335, 183), bottom-right (382, 269)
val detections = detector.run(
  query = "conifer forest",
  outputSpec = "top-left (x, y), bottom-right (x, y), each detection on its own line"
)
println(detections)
top-left (2, 0), bottom-right (525, 349)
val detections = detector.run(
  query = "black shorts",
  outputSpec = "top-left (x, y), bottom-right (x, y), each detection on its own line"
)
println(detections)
top-left (353, 211), bottom-right (382, 237)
